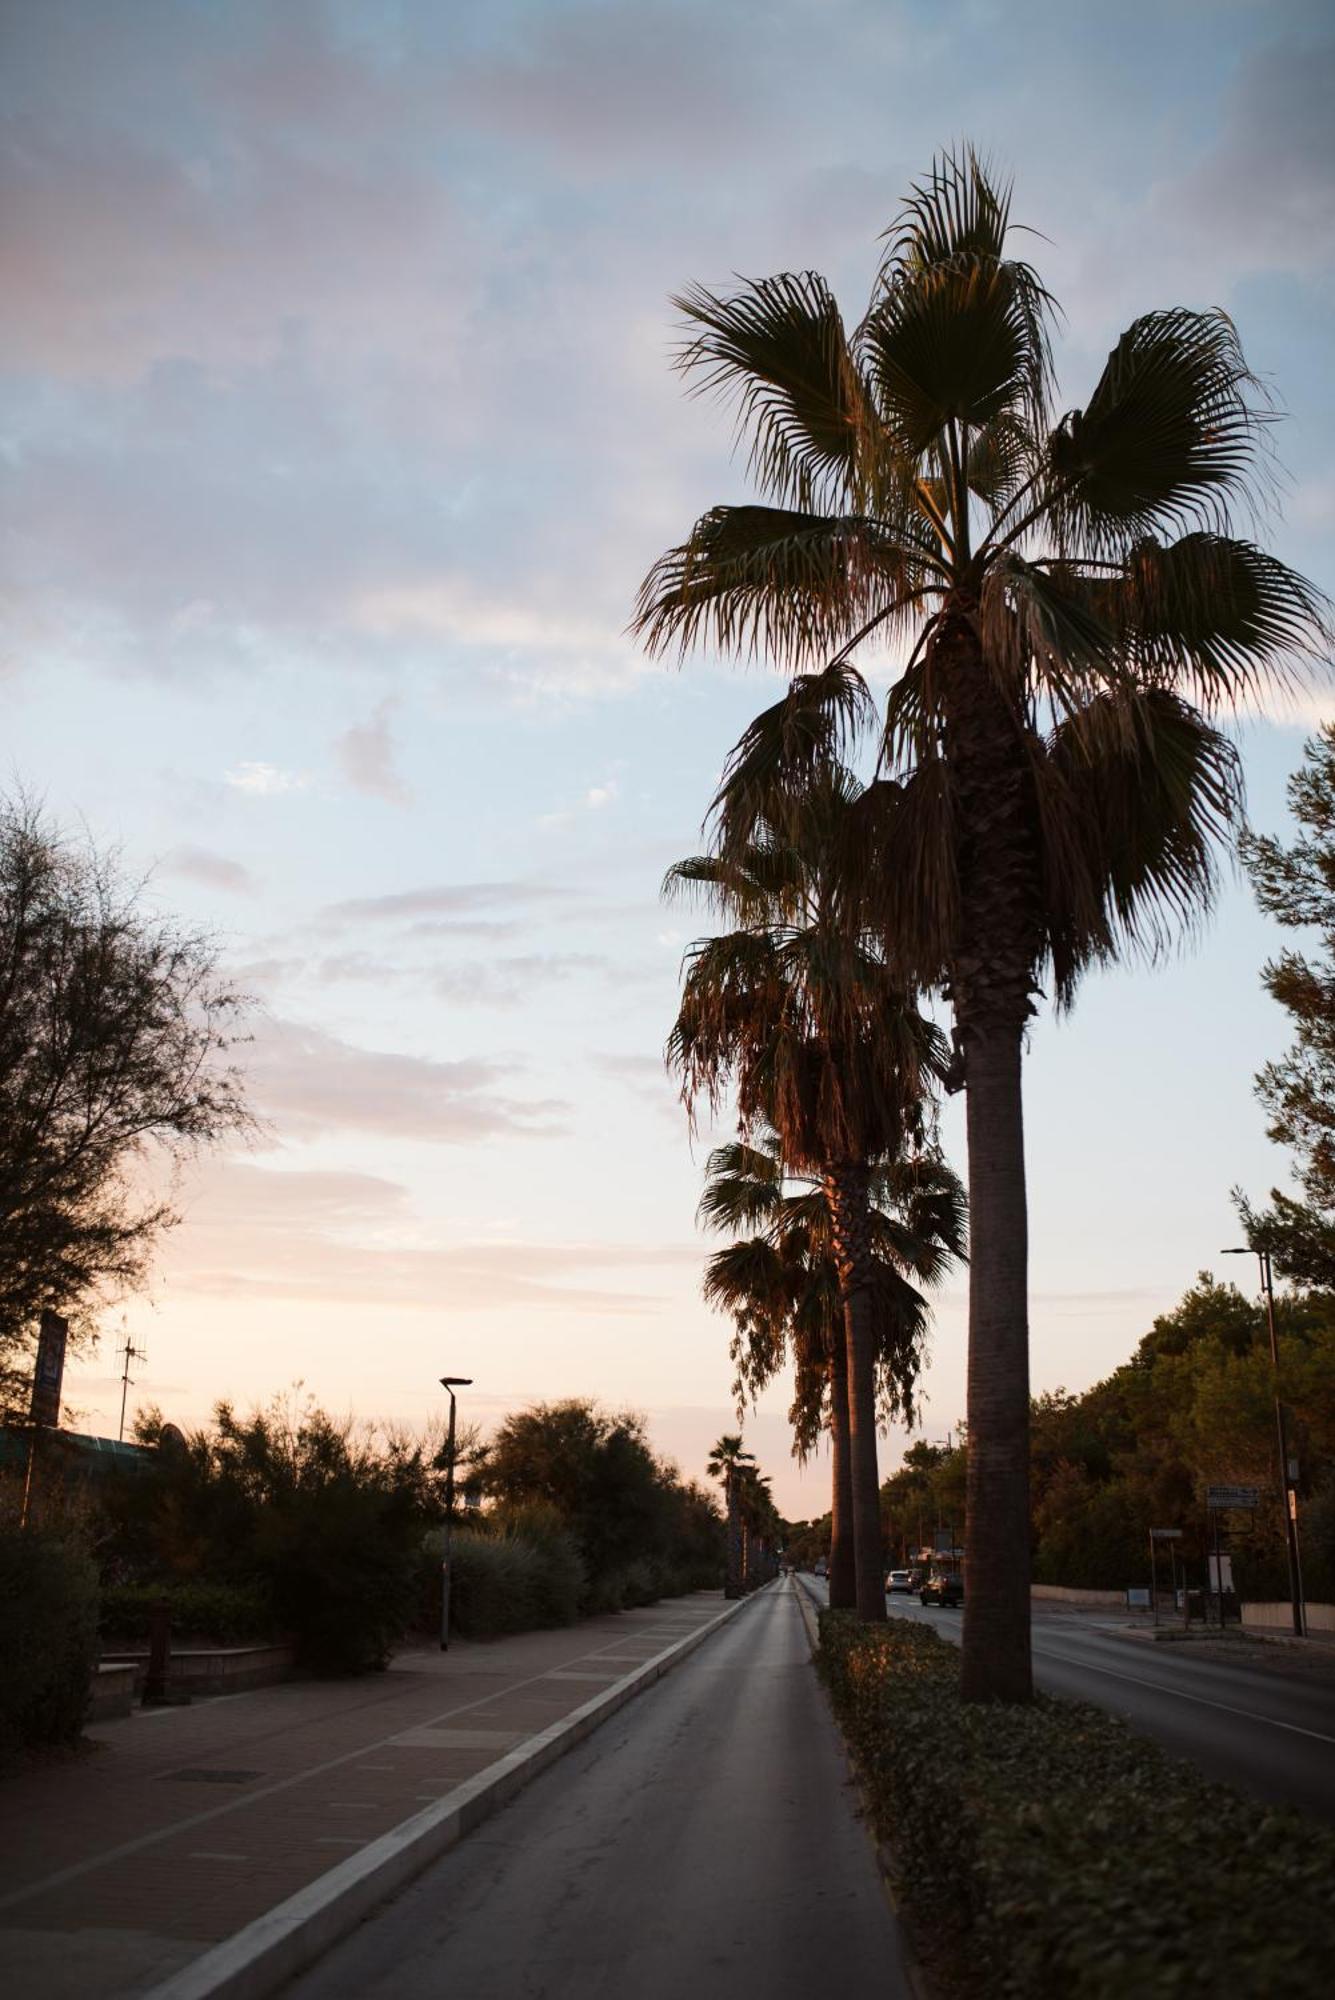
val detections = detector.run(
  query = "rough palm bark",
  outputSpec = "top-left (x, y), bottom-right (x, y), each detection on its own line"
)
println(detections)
top-left (826, 1162), bottom-right (886, 1621)
top-left (724, 1473), bottom-right (743, 1600)
top-left (959, 1023), bottom-right (1031, 1699)
top-left (827, 1331), bottom-right (856, 1609)
top-left (937, 607), bottom-right (1040, 1699)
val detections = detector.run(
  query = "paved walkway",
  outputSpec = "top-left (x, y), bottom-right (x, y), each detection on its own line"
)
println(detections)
top-left (290, 1582), bottom-right (908, 2000)
top-left (0, 1593), bottom-right (732, 1998)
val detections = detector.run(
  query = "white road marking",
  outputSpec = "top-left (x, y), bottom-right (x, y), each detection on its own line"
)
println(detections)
top-left (1031, 1645), bottom-right (1335, 1746)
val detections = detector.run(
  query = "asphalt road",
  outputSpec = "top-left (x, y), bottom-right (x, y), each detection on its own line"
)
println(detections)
top-left (811, 1579), bottom-right (1335, 1821)
top-left (288, 1583), bottom-right (908, 2000)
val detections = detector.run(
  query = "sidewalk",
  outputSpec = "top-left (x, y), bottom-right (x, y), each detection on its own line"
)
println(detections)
top-left (0, 1592), bottom-right (735, 2000)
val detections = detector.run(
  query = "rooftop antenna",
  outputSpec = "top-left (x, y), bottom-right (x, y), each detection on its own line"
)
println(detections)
top-left (117, 1336), bottom-right (147, 1442)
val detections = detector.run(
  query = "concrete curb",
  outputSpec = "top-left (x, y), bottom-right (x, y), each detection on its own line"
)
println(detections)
top-left (143, 1589), bottom-right (767, 2000)
top-left (791, 1575), bottom-right (935, 2000)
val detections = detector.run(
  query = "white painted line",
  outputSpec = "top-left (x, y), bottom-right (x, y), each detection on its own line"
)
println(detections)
top-left (1033, 1645), bottom-right (1335, 1746)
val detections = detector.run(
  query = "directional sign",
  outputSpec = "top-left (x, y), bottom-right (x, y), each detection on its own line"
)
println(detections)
top-left (1206, 1484), bottom-right (1260, 1511)
top-left (1149, 1527), bottom-right (1183, 1540)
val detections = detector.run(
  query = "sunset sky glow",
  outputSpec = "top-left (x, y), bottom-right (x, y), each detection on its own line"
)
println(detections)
top-left (3, 0), bottom-right (1333, 1513)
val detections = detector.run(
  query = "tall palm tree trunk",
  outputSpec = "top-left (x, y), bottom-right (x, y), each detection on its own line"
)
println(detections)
top-left (724, 1472), bottom-right (742, 1599)
top-left (960, 1020), bottom-right (1032, 1700)
top-left (826, 1162), bottom-right (886, 1622)
top-left (938, 604), bottom-right (1038, 1702)
top-left (827, 1331), bottom-right (857, 1609)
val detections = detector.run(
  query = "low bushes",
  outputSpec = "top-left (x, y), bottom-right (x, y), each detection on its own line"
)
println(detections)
top-left (422, 1509), bottom-right (586, 1638)
top-left (99, 1581), bottom-right (274, 1647)
top-left (0, 1526), bottom-right (99, 1757)
top-left (819, 1611), bottom-right (1335, 1998)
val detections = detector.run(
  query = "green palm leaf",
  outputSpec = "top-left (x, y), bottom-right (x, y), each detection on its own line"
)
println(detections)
top-left (674, 271), bottom-right (874, 510)
top-left (633, 503), bottom-right (941, 665)
top-left (1047, 309), bottom-right (1270, 551)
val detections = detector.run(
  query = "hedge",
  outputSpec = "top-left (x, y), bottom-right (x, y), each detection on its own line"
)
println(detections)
top-left (819, 1611), bottom-right (1335, 1998)
top-left (99, 1581), bottom-right (274, 1646)
top-left (0, 1527), bottom-right (100, 1757)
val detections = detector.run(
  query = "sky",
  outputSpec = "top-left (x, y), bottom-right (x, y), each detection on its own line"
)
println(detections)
top-left (3, 0), bottom-right (1333, 1516)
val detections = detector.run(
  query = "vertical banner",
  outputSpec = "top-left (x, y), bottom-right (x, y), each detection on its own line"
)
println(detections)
top-left (29, 1309), bottom-right (68, 1427)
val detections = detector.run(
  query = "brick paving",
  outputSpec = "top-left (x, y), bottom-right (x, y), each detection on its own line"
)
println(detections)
top-left (0, 1593), bottom-right (728, 1999)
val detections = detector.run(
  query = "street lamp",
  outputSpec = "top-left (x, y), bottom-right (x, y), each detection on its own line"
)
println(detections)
top-left (438, 1376), bottom-right (473, 1651)
top-left (1221, 1248), bottom-right (1306, 1637)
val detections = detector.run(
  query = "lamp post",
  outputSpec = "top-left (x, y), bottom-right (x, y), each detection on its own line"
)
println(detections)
top-left (439, 1376), bottom-right (472, 1651)
top-left (1222, 1248), bottom-right (1306, 1637)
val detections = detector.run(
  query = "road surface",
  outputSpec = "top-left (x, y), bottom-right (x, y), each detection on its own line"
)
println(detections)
top-left (810, 1579), bottom-right (1335, 1821)
top-left (289, 1583), bottom-right (908, 2000)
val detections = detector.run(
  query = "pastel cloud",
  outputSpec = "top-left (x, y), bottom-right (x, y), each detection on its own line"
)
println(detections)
top-left (322, 881), bottom-right (565, 924)
top-left (164, 1160), bottom-right (700, 1313)
top-left (244, 1016), bottom-right (569, 1143)
top-left (161, 845), bottom-right (257, 895)
top-left (225, 761), bottom-right (310, 796)
top-left (336, 699), bottom-right (409, 805)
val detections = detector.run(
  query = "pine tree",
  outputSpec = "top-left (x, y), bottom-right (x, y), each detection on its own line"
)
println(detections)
top-left (1238, 726), bottom-right (1335, 1285)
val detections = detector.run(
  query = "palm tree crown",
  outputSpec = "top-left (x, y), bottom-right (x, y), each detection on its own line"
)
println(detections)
top-left (638, 148), bottom-right (1330, 1699)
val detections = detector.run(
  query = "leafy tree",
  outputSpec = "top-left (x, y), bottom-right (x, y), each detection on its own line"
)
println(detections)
top-left (0, 798), bottom-right (251, 1401)
top-left (480, 1399), bottom-right (720, 1604)
top-left (668, 771), bottom-right (953, 1619)
top-left (1238, 727), bottom-right (1335, 1285)
top-left (636, 150), bottom-right (1328, 1698)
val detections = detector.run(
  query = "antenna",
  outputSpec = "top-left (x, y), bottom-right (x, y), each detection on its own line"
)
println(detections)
top-left (117, 1336), bottom-right (147, 1442)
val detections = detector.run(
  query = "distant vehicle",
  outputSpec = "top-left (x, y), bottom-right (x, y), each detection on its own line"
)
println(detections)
top-left (886, 1569), bottom-right (914, 1594)
top-left (813, 1558), bottom-right (828, 1577)
top-left (920, 1571), bottom-right (963, 1607)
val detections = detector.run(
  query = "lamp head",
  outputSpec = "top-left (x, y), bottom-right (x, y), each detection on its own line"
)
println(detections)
top-left (439, 1376), bottom-right (473, 1388)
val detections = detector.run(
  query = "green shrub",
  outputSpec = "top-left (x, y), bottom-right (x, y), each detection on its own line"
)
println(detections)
top-left (256, 1480), bottom-right (421, 1674)
top-left (423, 1519), bottom-right (585, 1637)
top-left (99, 1581), bottom-right (273, 1645)
top-left (819, 1611), bottom-right (1335, 1998)
top-left (0, 1526), bottom-right (99, 1756)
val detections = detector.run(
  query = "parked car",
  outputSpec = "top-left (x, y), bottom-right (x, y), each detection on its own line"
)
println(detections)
top-left (812, 1558), bottom-right (828, 1578)
top-left (920, 1570), bottom-right (964, 1607)
top-left (886, 1569), bottom-right (914, 1594)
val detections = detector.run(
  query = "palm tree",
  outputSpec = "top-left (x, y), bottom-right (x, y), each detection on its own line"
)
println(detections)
top-left (668, 771), bottom-right (952, 1619)
top-left (706, 1432), bottom-right (754, 1598)
top-left (699, 1128), bottom-right (965, 1610)
top-left (732, 1461), bottom-right (780, 1587)
top-left (638, 150), bottom-right (1330, 1698)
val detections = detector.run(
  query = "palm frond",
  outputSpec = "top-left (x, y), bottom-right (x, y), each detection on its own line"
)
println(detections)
top-left (710, 660), bottom-right (875, 855)
top-left (1041, 688), bottom-right (1245, 1004)
top-left (1109, 533), bottom-right (1332, 711)
top-left (868, 148), bottom-right (1056, 446)
top-left (633, 503), bottom-right (940, 665)
top-left (1046, 309), bottom-right (1273, 553)
top-left (673, 271), bottom-right (874, 510)
top-left (860, 253), bottom-right (1052, 461)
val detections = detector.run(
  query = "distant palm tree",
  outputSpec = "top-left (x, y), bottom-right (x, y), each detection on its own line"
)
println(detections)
top-left (638, 149), bottom-right (1330, 1697)
top-left (669, 770), bottom-right (952, 1619)
top-left (732, 1461), bottom-right (780, 1587)
top-left (699, 1128), bottom-right (965, 1609)
top-left (706, 1432), bottom-right (754, 1598)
